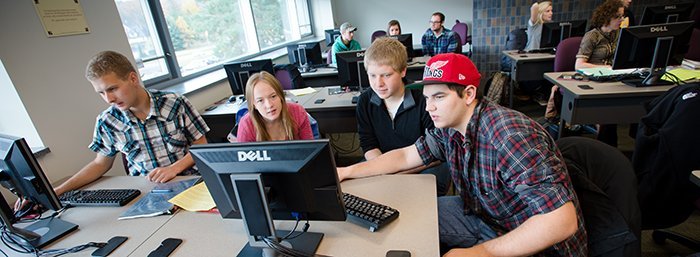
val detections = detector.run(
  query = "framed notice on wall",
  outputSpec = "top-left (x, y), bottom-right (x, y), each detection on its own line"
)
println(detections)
top-left (33, 0), bottom-right (90, 37)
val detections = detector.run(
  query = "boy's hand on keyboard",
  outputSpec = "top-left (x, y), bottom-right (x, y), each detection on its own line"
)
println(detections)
top-left (147, 166), bottom-right (178, 183)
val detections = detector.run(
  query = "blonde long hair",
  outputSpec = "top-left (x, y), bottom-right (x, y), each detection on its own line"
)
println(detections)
top-left (244, 71), bottom-right (296, 141)
top-left (534, 1), bottom-right (553, 25)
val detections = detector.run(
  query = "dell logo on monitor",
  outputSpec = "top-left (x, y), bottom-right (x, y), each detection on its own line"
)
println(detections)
top-left (237, 150), bottom-right (271, 161)
top-left (664, 5), bottom-right (676, 10)
top-left (240, 63), bottom-right (253, 68)
top-left (356, 52), bottom-right (365, 58)
top-left (650, 26), bottom-right (668, 33)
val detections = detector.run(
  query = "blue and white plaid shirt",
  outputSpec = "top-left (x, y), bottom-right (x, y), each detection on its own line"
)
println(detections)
top-left (421, 27), bottom-right (458, 56)
top-left (89, 90), bottom-right (210, 176)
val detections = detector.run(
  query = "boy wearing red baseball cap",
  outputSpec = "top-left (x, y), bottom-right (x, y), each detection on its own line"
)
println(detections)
top-left (337, 53), bottom-right (587, 256)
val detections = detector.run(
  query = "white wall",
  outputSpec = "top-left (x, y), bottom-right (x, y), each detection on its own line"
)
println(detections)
top-left (0, 59), bottom-right (44, 148)
top-left (330, 0), bottom-right (473, 47)
top-left (0, 1), bottom-right (336, 184)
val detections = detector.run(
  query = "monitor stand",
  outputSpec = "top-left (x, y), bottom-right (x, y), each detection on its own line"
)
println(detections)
top-left (10, 218), bottom-right (78, 248)
top-left (237, 230), bottom-right (323, 257)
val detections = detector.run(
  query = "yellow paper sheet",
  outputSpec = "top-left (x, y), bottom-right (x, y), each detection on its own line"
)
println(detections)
top-left (168, 182), bottom-right (216, 212)
top-left (287, 87), bottom-right (317, 96)
top-left (662, 68), bottom-right (700, 82)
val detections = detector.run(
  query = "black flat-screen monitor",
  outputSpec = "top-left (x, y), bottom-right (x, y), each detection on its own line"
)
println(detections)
top-left (191, 139), bottom-right (345, 256)
top-left (336, 50), bottom-right (369, 91)
top-left (223, 59), bottom-right (274, 96)
top-left (286, 41), bottom-right (323, 72)
top-left (612, 21), bottom-right (694, 87)
top-left (640, 3), bottom-right (695, 25)
top-left (540, 20), bottom-right (588, 49)
top-left (0, 134), bottom-right (77, 248)
top-left (324, 29), bottom-right (341, 47)
top-left (388, 33), bottom-right (414, 59)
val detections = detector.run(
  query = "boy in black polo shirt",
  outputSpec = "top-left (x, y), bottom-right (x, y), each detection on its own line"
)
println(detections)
top-left (356, 37), bottom-right (450, 195)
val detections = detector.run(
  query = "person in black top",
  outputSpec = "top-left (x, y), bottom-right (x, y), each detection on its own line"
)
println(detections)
top-left (357, 37), bottom-right (450, 196)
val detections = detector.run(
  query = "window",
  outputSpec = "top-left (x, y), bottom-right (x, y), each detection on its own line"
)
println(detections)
top-left (115, 0), bottom-right (313, 87)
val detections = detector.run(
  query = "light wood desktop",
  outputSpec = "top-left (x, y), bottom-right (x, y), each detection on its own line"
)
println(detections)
top-left (692, 170), bottom-right (700, 187)
top-left (4, 176), bottom-right (195, 257)
top-left (502, 50), bottom-right (556, 107)
top-left (544, 72), bottom-right (675, 138)
top-left (128, 174), bottom-right (439, 257)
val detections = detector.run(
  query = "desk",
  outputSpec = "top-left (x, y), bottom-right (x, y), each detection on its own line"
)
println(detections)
top-left (502, 50), bottom-right (556, 107)
top-left (544, 72), bottom-right (674, 138)
top-left (300, 56), bottom-right (429, 88)
top-left (3, 176), bottom-right (192, 257)
top-left (129, 174), bottom-right (439, 257)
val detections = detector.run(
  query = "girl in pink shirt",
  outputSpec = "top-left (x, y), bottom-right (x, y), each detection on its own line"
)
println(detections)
top-left (236, 71), bottom-right (313, 142)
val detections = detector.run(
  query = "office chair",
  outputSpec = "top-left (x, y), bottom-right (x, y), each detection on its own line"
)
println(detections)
top-left (553, 36), bottom-right (582, 72)
top-left (326, 50), bottom-right (333, 65)
top-left (558, 136), bottom-right (641, 257)
top-left (273, 64), bottom-right (304, 90)
top-left (685, 28), bottom-right (700, 62)
top-left (371, 30), bottom-right (386, 43)
top-left (633, 83), bottom-right (700, 252)
top-left (451, 20), bottom-right (471, 56)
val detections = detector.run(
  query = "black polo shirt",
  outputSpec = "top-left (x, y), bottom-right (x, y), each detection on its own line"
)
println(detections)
top-left (356, 88), bottom-right (434, 154)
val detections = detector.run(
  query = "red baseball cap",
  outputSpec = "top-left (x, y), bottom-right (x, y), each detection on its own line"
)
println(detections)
top-left (409, 53), bottom-right (481, 89)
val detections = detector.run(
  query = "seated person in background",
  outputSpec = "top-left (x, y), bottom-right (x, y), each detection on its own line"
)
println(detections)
top-left (575, 0), bottom-right (624, 69)
top-left (620, 0), bottom-right (635, 28)
top-left (524, 1), bottom-right (553, 51)
top-left (338, 53), bottom-right (586, 256)
top-left (566, 0), bottom-right (625, 147)
top-left (387, 19), bottom-right (402, 36)
top-left (331, 22), bottom-right (361, 64)
top-left (236, 71), bottom-right (313, 142)
top-left (357, 37), bottom-right (450, 196)
top-left (421, 12), bottom-right (458, 56)
top-left (55, 51), bottom-right (210, 197)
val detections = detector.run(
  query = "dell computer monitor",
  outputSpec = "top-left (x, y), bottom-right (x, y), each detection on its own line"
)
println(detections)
top-left (324, 29), bottom-right (341, 47)
top-left (286, 41), bottom-right (323, 72)
top-left (540, 20), bottom-right (588, 49)
top-left (190, 139), bottom-right (345, 256)
top-left (223, 59), bottom-right (274, 96)
top-left (336, 50), bottom-right (369, 91)
top-left (612, 21), bottom-right (694, 87)
top-left (640, 3), bottom-right (695, 25)
top-left (388, 33), bottom-right (414, 60)
top-left (0, 134), bottom-right (77, 248)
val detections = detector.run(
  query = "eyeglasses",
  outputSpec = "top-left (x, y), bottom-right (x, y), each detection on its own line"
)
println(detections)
top-left (429, 20), bottom-right (442, 24)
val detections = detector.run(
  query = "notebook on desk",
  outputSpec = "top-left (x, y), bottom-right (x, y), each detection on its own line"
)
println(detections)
top-left (118, 178), bottom-right (200, 220)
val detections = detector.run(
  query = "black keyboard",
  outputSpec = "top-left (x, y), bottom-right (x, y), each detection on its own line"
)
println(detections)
top-left (59, 189), bottom-right (141, 207)
top-left (586, 72), bottom-right (643, 82)
top-left (343, 193), bottom-right (399, 232)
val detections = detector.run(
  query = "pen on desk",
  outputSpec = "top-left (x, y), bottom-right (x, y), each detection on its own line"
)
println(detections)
top-left (151, 189), bottom-right (173, 194)
top-left (599, 70), bottom-right (604, 75)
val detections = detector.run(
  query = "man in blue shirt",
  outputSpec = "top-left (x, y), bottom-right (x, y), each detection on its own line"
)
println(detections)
top-left (332, 22), bottom-right (362, 63)
top-left (421, 12), bottom-right (458, 56)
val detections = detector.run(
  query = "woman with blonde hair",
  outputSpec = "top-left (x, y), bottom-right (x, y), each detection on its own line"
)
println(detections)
top-left (235, 71), bottom-right (313, 142)
top-left (525, 1), bottom-right (553, 51)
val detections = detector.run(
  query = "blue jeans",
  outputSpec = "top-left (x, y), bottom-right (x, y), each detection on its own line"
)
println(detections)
top-left (420, 162), bottom-right (451, 196)
top-left (438, 196), bottom-right (497, 249)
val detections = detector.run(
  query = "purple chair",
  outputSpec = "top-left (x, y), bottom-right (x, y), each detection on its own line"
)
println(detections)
top-left (275, 69), bottom-right (294, 90)
top-left (326, 50), bottom-right (333, 64)
top-left (554, 36), bottom-right (583, 72)
top-left (685, 28), bottom-right (700, 62)
top-left (371, 30), bottom-right (387, 43)
top-left (451, 20), bottom-right (472, 56)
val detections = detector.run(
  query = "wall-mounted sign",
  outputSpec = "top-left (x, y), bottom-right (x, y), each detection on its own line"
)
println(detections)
top-left (33, 0), bottom-right (90, 37)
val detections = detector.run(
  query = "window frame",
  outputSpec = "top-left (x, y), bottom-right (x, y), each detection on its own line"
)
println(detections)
top-left (132, 0), bottom-right (315, 89)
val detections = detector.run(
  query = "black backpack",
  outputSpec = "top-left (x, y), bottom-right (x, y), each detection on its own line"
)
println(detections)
top-left (500, 28), bottom-right (527, 72)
